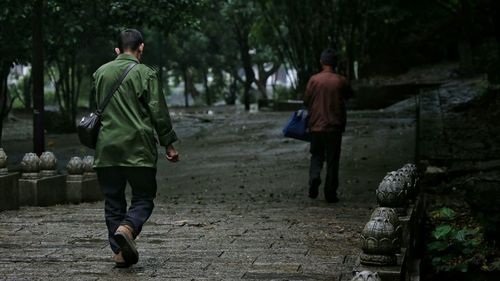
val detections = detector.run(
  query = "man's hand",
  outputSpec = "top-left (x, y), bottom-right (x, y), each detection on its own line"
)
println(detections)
top-left (166, 144), bottom-right (179, 162)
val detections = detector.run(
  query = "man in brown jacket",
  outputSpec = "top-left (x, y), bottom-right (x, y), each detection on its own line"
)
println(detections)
top-left (303, 48), bottom-right (353, 202)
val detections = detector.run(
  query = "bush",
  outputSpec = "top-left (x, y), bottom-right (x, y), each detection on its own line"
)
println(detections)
top-left (272, 85), bottom-right (296, 101)
top-left (425, 206), bottom-right (498, 273)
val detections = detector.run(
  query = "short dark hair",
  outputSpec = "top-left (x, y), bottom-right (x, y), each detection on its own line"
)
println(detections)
top-left (117, 29), bottom-right (144, 52)
top-left (320, 48), bottom-right (337, 67)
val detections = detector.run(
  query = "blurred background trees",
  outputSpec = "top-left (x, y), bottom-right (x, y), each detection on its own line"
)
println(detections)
top-left (1, 0), bottom-right (499, 145)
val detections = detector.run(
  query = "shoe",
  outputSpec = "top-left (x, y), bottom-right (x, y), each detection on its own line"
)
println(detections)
top-left (113, 251), bottom-right (131, 268)
top-left (326, 196), bottom-right (340, 203)
top-left (325, 188), bottom-right (339, 203)
top-left (113, 225), bottom-right (139, 265)
top-left (309, 178), bottom-right (321, 199)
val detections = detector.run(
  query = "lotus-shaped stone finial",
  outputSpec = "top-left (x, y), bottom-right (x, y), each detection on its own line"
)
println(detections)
top-left (351, 271), bottom-right (381, 281)
top-left (40, 151), bottom-right (58, 177)
top-left (370, 207), bottom-right (402, 248)
top-left (21, 153), bottom-right (41, 179)
top-left (67, 157), bottom-right (84, 175)
top-left (0, 148), bottom-right (7, 175)
top-left (360, 217), bottom-right (398, 266)
top-left (376, 174), bottom-right (408, 215)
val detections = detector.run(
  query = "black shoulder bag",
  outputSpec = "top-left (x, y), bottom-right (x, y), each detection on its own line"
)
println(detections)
top-left (77, 62), bottom-right (137, 149)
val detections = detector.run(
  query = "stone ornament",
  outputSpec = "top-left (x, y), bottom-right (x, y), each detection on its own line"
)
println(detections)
top-left (21, 153), bottom-right (41, 179)
top-left (351, 271), bottom-right (381, 281)
top-left (0, 148), bottom-right (7, 175)
top-left (376, 174), bottom-right (408, 215)
top-left (82, 155), bottom-right (97, 179)
top-left (360, 217), bottom-right (398, 266)
top-left (82, 156), bottom-right (94, 173)
top-left (39, 151), bottom-right (58, 177)
top-left (370, 207), bottom-right (402, 248)
top-left (67, 157), bottom-right (84, 175)
top-left (399, 163), bottom-right (419, 199)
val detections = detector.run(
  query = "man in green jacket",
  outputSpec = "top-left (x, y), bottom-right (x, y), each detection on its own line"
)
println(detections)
top-left (93, 29), bottom-right (179, 267)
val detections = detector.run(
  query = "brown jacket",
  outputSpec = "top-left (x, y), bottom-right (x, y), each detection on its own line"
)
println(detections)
top-left (303, 70), bottom-right (353, 132)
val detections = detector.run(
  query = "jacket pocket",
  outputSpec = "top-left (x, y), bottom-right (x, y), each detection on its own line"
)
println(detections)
top-left (139, 130), bottom-right (158, 161)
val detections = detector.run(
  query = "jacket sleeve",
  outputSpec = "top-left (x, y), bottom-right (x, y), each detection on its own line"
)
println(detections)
top-left (145, 70), bottom-right (178, 147)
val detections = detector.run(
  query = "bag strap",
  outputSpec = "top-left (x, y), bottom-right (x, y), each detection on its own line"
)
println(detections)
top-left (97, 62), bottom-right (137, 114)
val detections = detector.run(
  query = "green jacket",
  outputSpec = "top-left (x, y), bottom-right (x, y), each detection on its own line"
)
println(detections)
top-left (92, 54), bottom-right (178, 168)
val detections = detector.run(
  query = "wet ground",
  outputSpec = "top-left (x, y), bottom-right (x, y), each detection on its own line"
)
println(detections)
top-left (0, 101), bottom-right (416, 280)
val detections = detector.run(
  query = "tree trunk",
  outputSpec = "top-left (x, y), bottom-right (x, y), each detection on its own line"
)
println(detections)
top-left (32, 0), bottom-right (45, 155)
top-left (183, 67), bottom-right (189, 108)
top-left (240, 42), bottom-right (254, 111)
top-left (489, 0), bottom-right (500, 85)
top-left (23, 74), bottom-right (32, 110)
top-left (203, 69), bottom-right (211, 106)
top-left (0, 69), bottom-right (9, 147)
top-left (458, 40), bottom-right (474, 75)
top-left (255, 63), bottom-right (281, 100)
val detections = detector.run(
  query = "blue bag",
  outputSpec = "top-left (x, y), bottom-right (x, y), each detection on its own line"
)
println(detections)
top-left (282, 109), bottom-right (311, 141)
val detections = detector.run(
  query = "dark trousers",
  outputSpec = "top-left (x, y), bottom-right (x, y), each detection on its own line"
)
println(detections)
top-left (95, 167), bottom-right (157, 254)
top-left (309, 131), bottom-right (343, 200)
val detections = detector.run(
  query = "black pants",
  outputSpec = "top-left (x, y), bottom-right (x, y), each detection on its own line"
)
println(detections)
top-left (95, 167), bottom-right (157, 254)
top-left (309, 131), bottom-right (342, 201)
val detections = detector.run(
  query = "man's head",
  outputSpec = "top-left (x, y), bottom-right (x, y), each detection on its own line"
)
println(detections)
top-left (115, 29), bottom-right (144, 60)
top-left (320, 48), bottom-right (337, 68)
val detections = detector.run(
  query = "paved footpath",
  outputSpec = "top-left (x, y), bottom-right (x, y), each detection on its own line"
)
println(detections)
top-left (0, 103), bottom-right (415, 281)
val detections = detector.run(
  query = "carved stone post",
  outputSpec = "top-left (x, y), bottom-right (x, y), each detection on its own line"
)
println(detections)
top-left (0, 148), bottom-right (20, 211)
top-left (82, 156), bottom-right (96, 180)
top-left (398, 163), bottom-right (419, 200)
top-left (66, 157), bottom-right (84, 203)
top-left (67, 157), bottom-right (84, 180)
top-left (21, 153), bottom-right (41, 179)
top-left (19, 152), bottom-right (66, 206)
top-left (66, 156), bottom-right (102, 203)
top-left (0, 148), bottom-right (7, 175)
top-left (82, 155), bottom-right (102, 202)
top-left (351, 271), bottom-right (381, 281)
top-left (360, 217), bottom-right (398, 266)
top-left (370, 207), bottom-right (402, 250)
top-left (376, 174), bottom-right (408, 216)
top-left (40, 151), bottom-right (57, 177)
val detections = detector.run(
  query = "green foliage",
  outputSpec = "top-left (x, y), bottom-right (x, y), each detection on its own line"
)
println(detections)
top-left (431, 207), bottom-right (456, 221)
top-left (426, 206), bottom-right (496, 273)
top-left (0, 0), bottom-right (32, 68)
top-left (432, 224), bottom-right (453, 240)
top-left (272, 86), bottom-right (296, 101)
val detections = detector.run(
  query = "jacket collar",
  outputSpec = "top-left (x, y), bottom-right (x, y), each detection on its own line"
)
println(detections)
top-left (115, 53), bottom-right (140, 63)
top-left (321, 68), bottom-right (335, 74)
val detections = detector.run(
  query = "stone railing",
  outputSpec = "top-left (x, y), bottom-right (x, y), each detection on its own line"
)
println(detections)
top-left (352, 163), bottom-right (423, 281)
top-left (0, 148), bottom-right (102, 211)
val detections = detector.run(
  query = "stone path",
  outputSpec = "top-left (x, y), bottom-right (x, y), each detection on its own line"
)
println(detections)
top-left (0, 104), bottom-right (415, 280)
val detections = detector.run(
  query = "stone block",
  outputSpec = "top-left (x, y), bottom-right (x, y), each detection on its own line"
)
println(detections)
top-left (18, 175), bottom-right (67, 206)
top-left (82, 177), bottom-right (102, 202)
top-left (354, 250), bottom-right (406, 281)
top-left (399, 205), bottom-right (415, 250)
top-left (0, 172), bottom-right (20, 211)
top-left (67, 175), bottom-right (102, 204)
top-left (66, 175), bottom-right (84, 204)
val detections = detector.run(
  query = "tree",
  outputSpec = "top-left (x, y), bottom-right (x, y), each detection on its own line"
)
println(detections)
top-left (250, 19), bottom-right (282, 100)
top-left (0, 0), bottom-right (32, 146)
top-left (32, 0), bottom-right (45, 154)
top-left (165, 29), bottom-right (208, 107)
top-left (113, 0), bottom-right (207, 101)
top-left (222, 0), bottom-right (258, 110)
top-left (258, 0), bottom-right (374, 96)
